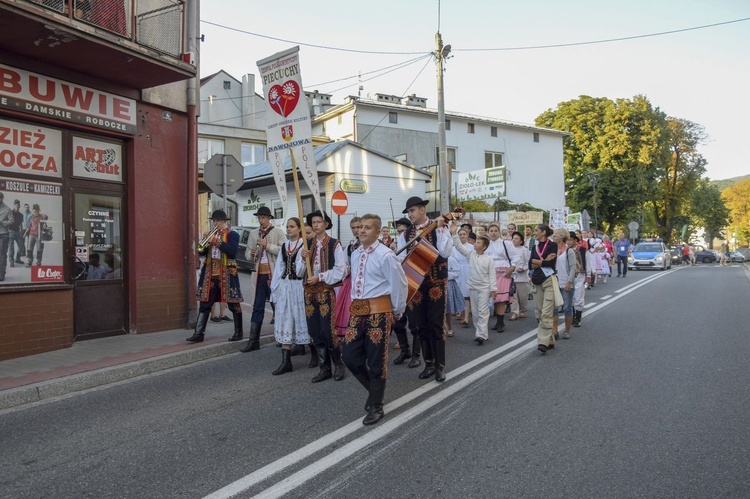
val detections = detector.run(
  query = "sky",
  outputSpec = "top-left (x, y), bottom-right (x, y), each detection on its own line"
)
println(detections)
top-left (199, 0), bottom-right (750, 181)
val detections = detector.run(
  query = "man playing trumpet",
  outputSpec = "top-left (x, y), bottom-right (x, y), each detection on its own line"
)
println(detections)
top-left (187, 210), bottom-right (244, 343)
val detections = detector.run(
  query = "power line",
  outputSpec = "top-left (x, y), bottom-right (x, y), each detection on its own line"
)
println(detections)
top-left (307, 54), bottom-right (431, 88)
top-left (201, 20), bottom-right (429, 55)
top-left (455, 17), bottom-right (750, 52)
top-left (325, 54), bottom-right (433, 94)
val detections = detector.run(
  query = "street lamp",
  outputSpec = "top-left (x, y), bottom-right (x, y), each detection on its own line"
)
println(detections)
top-left (436, 33), bottom-right (451, 214)
top-left (586, 172), bottom-right (600, 234)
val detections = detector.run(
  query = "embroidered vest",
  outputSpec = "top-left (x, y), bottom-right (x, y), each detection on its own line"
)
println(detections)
top-left (307, 236), bottom-right (342, 286)
top-left (281, 241), bottom-right (303, 280)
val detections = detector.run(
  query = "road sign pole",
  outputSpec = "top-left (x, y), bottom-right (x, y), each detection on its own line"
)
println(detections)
top-left (221, 154), bottom-right (228, 216)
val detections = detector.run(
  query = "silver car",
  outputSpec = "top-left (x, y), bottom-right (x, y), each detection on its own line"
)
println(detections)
top-left (628, 242), bottom-right (672, 271)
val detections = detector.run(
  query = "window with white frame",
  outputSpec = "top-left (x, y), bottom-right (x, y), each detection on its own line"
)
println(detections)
top-left (198, 138), bottom-right (224, 165)
top-left (435, 147), bottom-right (457, 169)
top-left (241, 143), bottom-right (266, 166)
top-left (484, 152), bottom-right (503, 169)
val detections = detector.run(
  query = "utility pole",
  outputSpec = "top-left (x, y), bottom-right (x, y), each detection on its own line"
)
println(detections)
top-left (436, 32), bottom-right (451, 215)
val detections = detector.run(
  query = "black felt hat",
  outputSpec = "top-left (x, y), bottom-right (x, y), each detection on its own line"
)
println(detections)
top-left (402, 196), bottom-right (429, 214)
top-left (253, 206), bottom-right (274, 218)
top-left (209, 209), bottom-right (229, 221)
top-left (569, 231), bottom-right (579, 241)
top-left (395, 217), bottom-right (411, 228)
top-left (306, 210), bottom-right (332, 229)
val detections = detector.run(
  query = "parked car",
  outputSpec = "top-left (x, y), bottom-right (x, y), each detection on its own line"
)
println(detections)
top-left (692, 245), bottom-right (716, 264)
top-left (730, 251), bottom-right (746, 263)
top-left (628, 242), bottom-right (672, 271)
top-left (235, 226), bottom-right (258, 270)
top-left (667, 245), bottom-right (682, 265)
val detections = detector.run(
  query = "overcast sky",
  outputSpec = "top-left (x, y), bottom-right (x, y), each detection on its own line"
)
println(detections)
top-left (199, 0), bottom-right (749, 181)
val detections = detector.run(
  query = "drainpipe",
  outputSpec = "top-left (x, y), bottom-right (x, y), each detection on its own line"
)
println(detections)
top-left (185, 0), bottom-right (199, 325)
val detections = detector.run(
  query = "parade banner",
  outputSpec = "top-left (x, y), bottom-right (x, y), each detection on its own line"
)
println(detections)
top-left (0, 118), bottom-right (62, 178)
top-left (257, 47), bottom-right (321, 213)
top-left (457, 166), bottom-right (506, 202)
top-left (508, 211), bottom-right (543, 226)
top-left (0, 176), bottom-right (64, 284)
top-left (548, 207), bottom-right (570, 229)
top-left (566, 212), bottom-right (582, 231)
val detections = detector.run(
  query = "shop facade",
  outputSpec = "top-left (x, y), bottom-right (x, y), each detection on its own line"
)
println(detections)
top-left (0, 1), bottom-right (198, 360)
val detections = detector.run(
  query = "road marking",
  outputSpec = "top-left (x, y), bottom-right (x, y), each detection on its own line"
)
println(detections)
top-left (204, 266), bottom-right (680, 499)
top-left (600, 295), bottom-right (612, 300)
top-left (584, 303), bottom-right (596, 309)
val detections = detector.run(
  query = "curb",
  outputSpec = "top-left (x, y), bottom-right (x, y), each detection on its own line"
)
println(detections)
top-left (0, 336), bottom-right (275, 411)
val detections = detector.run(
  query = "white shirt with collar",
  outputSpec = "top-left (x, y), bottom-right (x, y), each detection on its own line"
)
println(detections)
top-left (350, 240), bottom-right (408, 316)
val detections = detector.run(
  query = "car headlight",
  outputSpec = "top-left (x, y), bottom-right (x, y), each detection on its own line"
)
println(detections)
top-left (628, 256), bottom-right (634, 262)
top-left (655, 256), bottom-right (663, 262)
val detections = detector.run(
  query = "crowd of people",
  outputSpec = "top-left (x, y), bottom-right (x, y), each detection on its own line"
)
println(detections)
top-left (189, 201), bottom-right (636, 425)
top-left (0, 194), bottom-right (51, 281)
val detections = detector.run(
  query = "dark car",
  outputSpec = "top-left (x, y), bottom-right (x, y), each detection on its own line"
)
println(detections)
top-left (692, 245), bottom-right (716, 264)
top-left (667, 245), bottom-right (682, 265)
top-left (234, 226), bottom-right (258, 270)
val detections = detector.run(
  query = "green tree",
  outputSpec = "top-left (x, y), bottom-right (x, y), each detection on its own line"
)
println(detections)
top-left (722, 178), bottom-right (750, 247)
top-left (651, 118), bottom-right (707, 243)
top-left (689, 179), bottom-right (730, 246)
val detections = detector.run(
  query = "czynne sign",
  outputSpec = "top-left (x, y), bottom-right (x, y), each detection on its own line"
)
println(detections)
top-left (0, 64), bottom-right (136, 134)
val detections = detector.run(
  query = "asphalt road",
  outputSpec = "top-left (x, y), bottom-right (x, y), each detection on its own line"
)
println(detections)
top-left (2, 263), bottom-right (749, 498)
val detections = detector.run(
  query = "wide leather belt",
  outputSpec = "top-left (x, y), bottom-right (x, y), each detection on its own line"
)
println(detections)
top-left (349, 295), bottom-right (392, 317)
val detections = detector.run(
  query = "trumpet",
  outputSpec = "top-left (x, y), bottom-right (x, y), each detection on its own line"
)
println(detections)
top-left (197, 227), bottom-right (220, 252)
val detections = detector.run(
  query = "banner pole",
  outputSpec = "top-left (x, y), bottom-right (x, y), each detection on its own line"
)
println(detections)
top-left (290, 150), bottom-right (312, 280)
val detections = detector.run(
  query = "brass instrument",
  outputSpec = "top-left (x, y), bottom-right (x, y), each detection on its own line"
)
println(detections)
top-left (247, 241), bottom-right (261, 269)
top-left (197, 227), bottom-right (220, 252)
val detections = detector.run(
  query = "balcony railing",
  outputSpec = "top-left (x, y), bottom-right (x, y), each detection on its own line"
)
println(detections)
top-left (26, 0), bottom-right (184, 57)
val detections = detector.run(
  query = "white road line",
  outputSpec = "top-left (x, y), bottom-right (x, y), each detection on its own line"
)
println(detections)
top-left (584, 303), bottom-right (596, 309)
top-left (203, 331), bottom-right (538, 499)
top-left (600, 295), bottom-right (612, 300)
top-left (204, 266), bottom-right (680, 499)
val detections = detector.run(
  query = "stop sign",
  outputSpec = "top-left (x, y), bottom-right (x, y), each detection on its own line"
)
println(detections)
top-left (331, 190), bottom-right (348, 215)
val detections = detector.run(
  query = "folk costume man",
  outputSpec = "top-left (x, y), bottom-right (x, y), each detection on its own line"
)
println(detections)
top-left (396, 196), bottom-right (453, 382)
top-left (343, 214), bottom-right (408, 425)
top-left (240, 206), bottom-right (285, 352)
top-left (299, 210), bottom-right (348, 382)
top-left (188, 210), bottom-right (244, 343)
top-left (391, 216), bottom-right (421, 368)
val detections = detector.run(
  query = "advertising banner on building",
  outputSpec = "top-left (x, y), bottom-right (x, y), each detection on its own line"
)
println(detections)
top-left (0, 64), bottom-right (136, 134)
top-left (508, 211), bottom-right (544, 226)
top-left (457, 166), bottom-right (506, 202)
top-left (0, 176), bottom-right (64, 284)
top-left (0, 118), bottom-right (62, 178)
top-left (257, 47), bottom-right (321, 213)
top-left (72, 137), bottom-right (123, 182)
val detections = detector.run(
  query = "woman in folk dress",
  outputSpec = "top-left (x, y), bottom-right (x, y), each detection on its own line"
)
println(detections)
top-left (269, 218), bottom-right (315, 375)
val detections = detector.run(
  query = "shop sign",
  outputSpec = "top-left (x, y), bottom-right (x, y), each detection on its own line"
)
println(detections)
top-left (72, 137), bottom-right (123, 182)
top-left (508, 211), bottom-right (543, 226)
top-left (0, 118), bottom-right (62, 178)
top-left (0, 63), bottom-right (136, 134)
top-left (339, 178), bottom-right (367, 193)
top-left (0, 176), bottom-right (63, 284)
top-left (241, 189), bottom-right (264, 213)
top-left (457, 166), bottom-right (506, 201)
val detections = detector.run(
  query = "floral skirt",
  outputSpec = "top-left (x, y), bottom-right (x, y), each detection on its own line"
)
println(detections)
top-left (445, 279), bottom-right (466, 314)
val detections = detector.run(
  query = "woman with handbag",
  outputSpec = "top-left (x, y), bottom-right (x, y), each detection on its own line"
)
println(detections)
top-left (529, 224), bottom-right (558, 355)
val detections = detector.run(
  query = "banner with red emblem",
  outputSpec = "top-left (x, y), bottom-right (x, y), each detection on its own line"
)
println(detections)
top-left (257, 46), bottom-right (321, 213)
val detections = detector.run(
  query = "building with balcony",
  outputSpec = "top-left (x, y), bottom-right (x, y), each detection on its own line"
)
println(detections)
top-left (0, 0), bottom-right (199, 360)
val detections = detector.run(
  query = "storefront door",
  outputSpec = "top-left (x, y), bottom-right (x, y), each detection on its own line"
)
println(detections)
top-left (71, 190), bottom-right (127, 339)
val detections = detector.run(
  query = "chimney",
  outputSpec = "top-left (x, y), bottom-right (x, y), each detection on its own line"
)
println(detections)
top-left (403, 94), bottom-right (427, 108)
top-left (242, 74), bottom-right (256, 128)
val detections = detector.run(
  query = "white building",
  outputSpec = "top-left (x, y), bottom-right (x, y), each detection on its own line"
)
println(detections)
top-left (311, 94), bottom-right (567, 211)
top-left (236, 140), bottom-right (431, 243)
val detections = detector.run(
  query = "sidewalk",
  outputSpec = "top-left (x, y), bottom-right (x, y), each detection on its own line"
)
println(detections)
top-left (0, 317), bottom-right (276, 411)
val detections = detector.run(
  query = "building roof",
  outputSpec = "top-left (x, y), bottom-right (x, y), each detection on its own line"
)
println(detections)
top-left (313, 96), bottom-right (568, 136)
top-left (242, 140), bottom-right (431, 183)
top-left (200, 70), bottom-right (241, 87)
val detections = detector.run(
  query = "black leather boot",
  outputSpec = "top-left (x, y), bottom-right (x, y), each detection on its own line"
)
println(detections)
top-left (573, 310), bottom-right (582, 328)
top-left (228, 312), bottom-right (244, 342)
top-left (311, 346), bottom-right (332, 382)
top-left (392, 317), bottom-right (411, 365)
top-left (272, 348), bottom-right (293, 375)
top-left (433, 340), bottom-right (446, 382)
top-left (308, 343), bottom-right (319, 368)
top-left (494, 314), bottom-right (505, 332)
top-left (393, 344), bottom-right (411, 365)
top-left (351, 371), bottom-right (371, 411)
top-left (290, 344), bottom-right (306, 356)
top-left (331, 346), bottom-right (346, 381)
top-left (418, 339), bottom-right (435, 379)
top-left (408, 336), bottom-right (422, 368)
top-left (186, 311), bottom-right (209, 342)
top-left (240, 322), bottom-right (261, 352)
top-left (362, 378), bottom-right (385, 426)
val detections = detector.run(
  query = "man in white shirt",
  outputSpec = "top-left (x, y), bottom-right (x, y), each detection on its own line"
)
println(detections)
top-left (343, 214), bottom-right (407, 425)
top-left (299, 210), bottom-right (348, 383)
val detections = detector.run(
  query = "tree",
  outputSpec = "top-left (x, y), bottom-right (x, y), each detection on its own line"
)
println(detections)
top-left (722, 178), bottom-right (750, 247)
top-left (689, 179), bottom-right (730, 246)
top-left (651, 118), bottom-right (707, 243)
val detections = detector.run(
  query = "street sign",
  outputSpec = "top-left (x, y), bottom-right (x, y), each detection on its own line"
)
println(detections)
top-left (331, 190), bottom-right (348, 215)
top-left (203, 154), bottom-right (244, 195)
top-left (628, 221), bottom-right (639, 231)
